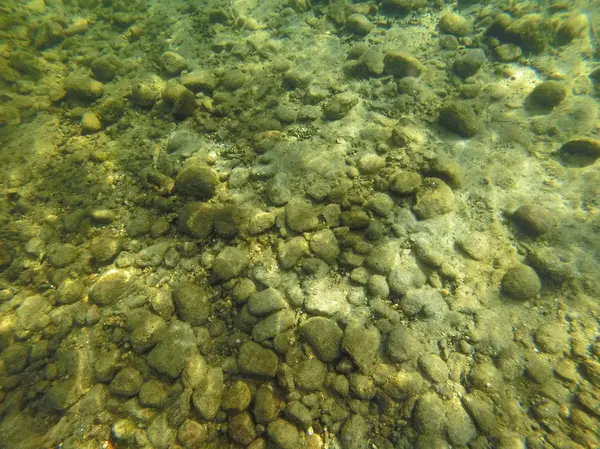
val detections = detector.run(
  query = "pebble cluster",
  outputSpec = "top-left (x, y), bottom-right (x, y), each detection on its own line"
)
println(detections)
top-left (1, 0), bottom-right (600, 449)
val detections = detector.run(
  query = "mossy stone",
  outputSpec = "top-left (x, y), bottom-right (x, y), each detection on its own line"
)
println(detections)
top-left (91, 54), bottom-right (122, 81)
top-left (178, 202), bottom-right (216, 239)
top-left (505, 14), bottom-right (551, 53)
top-left (389, 170), bottom-right (421, 194)
top-left (161, 51), bottom-right (186, 75)
top-left (381, 0), bottom-right (427, 13)
top-left (494, 43), bottom-right (522, 62)
top-left (511, 204), bottom-right (556, 236)
top-left (65, 75), bottom-right (104, 101)
top-left (383, 51), bottom-right (423, 78)
top-left (346, 14), bottom-right (374, 36)
top-left (285, 198), bottom-right (318, 232)
top-left (175, 164), bottom-right (218, 200)
top-left (438, 101), bottom-right (479, 137)
top-left (559, 138), bottom-right (600, 167)
top-left (502, 264), bottom-right (541, 300)
top-left (413, 178), bottom-right (455, 219)
top-left (528, 81), bottom-right (568, 108)
top-left (81, 111), bottom-right (102, 133)
top-left (439, 12), bottom-right (472, 37)
top-left (453, 49), bottom-right (486, 79)
top-left (323, 93), bottom-right (358, 120)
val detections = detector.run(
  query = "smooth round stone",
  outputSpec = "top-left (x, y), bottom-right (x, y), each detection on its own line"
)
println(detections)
top-left (502, 264), bottom-right (541, 300)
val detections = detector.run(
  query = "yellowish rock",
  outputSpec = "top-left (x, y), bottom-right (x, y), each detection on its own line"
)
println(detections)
top-left (81, 111), bottom-right (102, 133)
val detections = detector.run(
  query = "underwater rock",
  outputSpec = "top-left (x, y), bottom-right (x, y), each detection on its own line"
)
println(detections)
top-left (528, 81), bottom-right (568, 108)
top-left (212, 246), bottom-right (249, 281)
top-left (505, 14), bottom-right (552, 53)
top-left (511, 204), bottom-right (556, 236)
top-left (228, 412), bottom-right (256, 445)
top-left (90, 237), bottom-right (121, 264)
top-left (161, 51), bottom-right (187, 75)
top-left (178, 420), bottom-right (208, 448)
top-left (2, 342), bottom-right (30, 374)
top-left (131, 82), bottom-right (161, 107)
top-left (383, 51), bottom-right (423, 78)
top-left (502, 264), bottom-right (541, 300)
top-left (389, 170), bottom-right (422, 195)
top-left (237, 341), bottom-right (279, 377)
top-left (192, 367), bottom-right (224, 420)
top-left (172, 88), bottom-right (197, 119)
top-left (309, 229), bottom-right (340, 264)
top-left (494, 43), bottom-right (522, 62)
top-left (222, 380), bottom-right (252, 413)
top-left (64, 75), bottom-right (104, 101)
top-left (267, 419), bottom-right (302, 449)
top-left (278, 236), bottom-right (309, 269)
top-left (556, 14), bottom-right (589, 45)
top-left (181, 70), bottom-right (218, 93)
top-left (173, 282), bottom-right (211, 326)
top-left (413, 178), bottom-right (455, 219)
top-left (89, 270), bottom-right (133, 306)
top-left (558, 138), bottom-right (600, 167)
top-left (96, 97), bottom-right (125, 124)
top-left (346, 14), bottom-right (374, 36)
top-left (439, 12), bottom-right (472, 37)
top-left (81, 110), bottom-right (102, 133)
top-left (247, 287), bottom-right (288, 317)
top-left (285, 198), bottom-right (318, 232)
top-left (438, 101), bottom-right (479, 137)
top-left (147, 320), bottom-right (197, 379)
top-left (56, 278), bottom-right (84, 305)
top-left (381, 0), bottom-right (427, 13)
top-left (130, 312), bottom-right (167, 353)
top-left (342, 323), bottom-right (380, 373)
top-left (299, 317), bottom-right (343, 362)
top-left (453, 49), bottom-right (486, 79)
top-left (175, 163), bottom-right (218, 200)
top-left (285, 401), bottom-right (312, 430)
top-left (387, 326), bottom-right (421, 363)
top-left (295, 358), bottom-right (327, 391)
top-left (109, 367), bottom-right (143, 397)
top-left (322, 93), bottom-right (358, 120)
top-left (340, 414), bottom-right (370, 449)
top-left (91, 54), bottom-right (122, 81)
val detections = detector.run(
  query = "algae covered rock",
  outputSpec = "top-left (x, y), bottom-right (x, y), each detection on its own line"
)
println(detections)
top-left (413, 178), bottom-right (455, 219)
top-left (91, 54), bottom-right (123, 81)
top-left (65, 75), bottom-right (104, 101)
top-left (382, 0), bottom-right (427, 13)
top-left (558, 137), bottom-right (600, 167)
top-left (528, 81), bottom-right (568, 108)
top-left (178, 202), bottom-right (216, 239)
top-left (346, 13), bottom-right (374, 36)
top-left (285, 198), bottom-right (318, 232)
top-left (383, 51), bottom-right (423, 78)
top-left (299, 316), bottom-right (343, 362)
top-left (502, 264), bottom-right (541, 300)
top-left (237, 341), bottom-right (279, 377)
top-left (175, 163), bottom-right (218, 200)
top-left (438, 101), bottom-right (479, 137)
top-left (453, 49), bottom-right (486, 79)
top-left (505, 14), bottom-right (552, 53)
top-left (81, 110), bottom-right (102, 133)
top-left (439, 12), bottom-right (472, 37)
top-left (511, 204), bottom-right (557, 236)
top-left (161, 51), bottom-right (187, 75)
top-left (494, 43), bottom-right (522, 62)
top-left (323, 93), bottom-right (358, 120)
